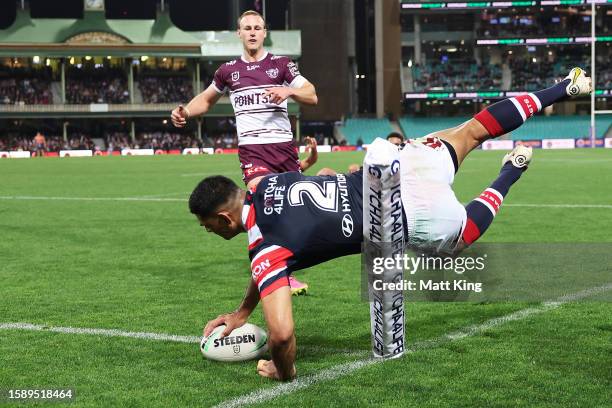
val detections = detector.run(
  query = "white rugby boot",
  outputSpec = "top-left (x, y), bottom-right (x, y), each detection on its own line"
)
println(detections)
top-left (502, 145), bottom-right (533, 169)
top-left (564, 67), bottom-right (592, 97)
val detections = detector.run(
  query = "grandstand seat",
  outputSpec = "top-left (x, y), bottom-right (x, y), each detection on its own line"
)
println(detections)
top-left (510, 115), bottom-right (607, 140)
top-left (399, 116), bottom-right (471, 138)
top-left (400, 115), bottom-right (611, 141)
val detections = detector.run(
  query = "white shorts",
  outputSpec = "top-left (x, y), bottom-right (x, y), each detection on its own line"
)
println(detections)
top-left (400, 137), bottom-right (466, 254)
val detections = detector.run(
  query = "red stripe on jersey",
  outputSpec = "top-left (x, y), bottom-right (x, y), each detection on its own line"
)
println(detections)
top-left (516, 94), bottom-right (537, 119)
top-left (248, 237), bottom-right (263, 251)
top-left (474, 109), bottom-right (504, 137)
top-left (479, 191), bottom-right (502, 213)
top-left (251, 246), bottom-right (293, 285)
top-left (245, 203), bottom-right (256, 229)
top-left (260, 276), bottom-right (290, 298)
top-left (462, 218), bottom-right (481, 245)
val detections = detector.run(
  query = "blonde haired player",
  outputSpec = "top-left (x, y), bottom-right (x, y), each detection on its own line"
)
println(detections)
top-left (172, 10), bottom-right (318, 295)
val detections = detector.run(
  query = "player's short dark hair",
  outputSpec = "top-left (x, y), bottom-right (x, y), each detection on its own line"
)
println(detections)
top-left (189, 176), bottom-right (239, 218)
top-left (237, 10), bottom-right (266, 29)
top-left (386, 132), bottom-right (404, 142)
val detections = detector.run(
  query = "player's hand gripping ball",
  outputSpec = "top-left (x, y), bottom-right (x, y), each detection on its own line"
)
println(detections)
top-left (200, 323), bottom-right (268, 362)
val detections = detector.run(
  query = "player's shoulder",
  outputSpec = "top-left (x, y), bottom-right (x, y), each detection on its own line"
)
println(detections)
top-left (224, 58), bottom-right (239, 67)
top-left (269, 54), bottom-right (292, 65)
top-left (215, 58), bottom-right (240, 74)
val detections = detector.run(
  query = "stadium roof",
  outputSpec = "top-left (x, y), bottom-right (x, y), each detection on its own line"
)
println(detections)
top-left (0, 10), bottom-right (301, 59)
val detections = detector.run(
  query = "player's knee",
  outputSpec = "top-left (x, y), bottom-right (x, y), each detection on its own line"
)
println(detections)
top-left (464, 118), bottom-right (489, 142)
top-left (269, 327), bottom-right (294, 347)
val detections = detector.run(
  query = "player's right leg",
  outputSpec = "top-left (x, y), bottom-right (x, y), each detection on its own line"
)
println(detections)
top-left (423, 68), bottom-right (591, 167)
top-left (399, 141), bottom-right (532, 255)
top-left (457, 145), bottom-right (532, 250)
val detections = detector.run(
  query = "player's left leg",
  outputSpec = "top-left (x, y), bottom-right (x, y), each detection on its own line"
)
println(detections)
top-left (424, 68), bottom-right (591, 166)
top-left (458, 145), bottom-right (532, 250)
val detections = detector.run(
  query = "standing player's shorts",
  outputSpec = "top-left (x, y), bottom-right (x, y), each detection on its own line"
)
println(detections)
top-left (400, 136), bottom-right (465, 255)
top-left (238, 141), bottom-right (301, 184)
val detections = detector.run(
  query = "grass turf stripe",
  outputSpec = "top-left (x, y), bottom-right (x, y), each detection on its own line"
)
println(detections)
top-left (1, 196), bottom-right (610, 209)
top-left (213, 283), bottom-right (612, 408)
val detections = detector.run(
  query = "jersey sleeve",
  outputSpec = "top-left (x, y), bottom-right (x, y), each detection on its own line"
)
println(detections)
top-left (212, 66), bottom-right (228, 94)
top-left (250, 244), bottom-right (293, 298)
top-left (280, 58), bottom-right (307, 89)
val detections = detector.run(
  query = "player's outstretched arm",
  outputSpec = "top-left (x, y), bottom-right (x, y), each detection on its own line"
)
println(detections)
top-left (300, 136), bottom-right (318, 172)
top-left (259, 286), bottom-right (296, 381)
top-left (203, 278), bottom-right (260, 338)
top-left (264, 81), bottom-right (318, 106)
top-left (290, 80), bottom-right (318, 106)
top-left (171, 84), bottom-right (222, 127)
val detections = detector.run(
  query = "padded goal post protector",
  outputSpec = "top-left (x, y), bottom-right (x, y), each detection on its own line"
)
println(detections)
top-left (362, 138), bottom-right (405, 359)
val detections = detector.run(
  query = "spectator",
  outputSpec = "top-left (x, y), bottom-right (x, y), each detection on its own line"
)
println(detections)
top-left (66, 67), bottom-right (129, 104)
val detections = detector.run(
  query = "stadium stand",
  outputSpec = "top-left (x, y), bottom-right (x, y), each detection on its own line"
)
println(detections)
top-left (478, 12), bottom-right (592, 38)
top-left (66, 66), bottom-right (129, 104)
top-left (400, 116), bottom-right (611, 141)
top-left (409, 50), bottom-right (610, 92)
top-left (0, 134), bottom-right (94, 152)
top-left (412, 61), bottom-right (502, 91)
top-left (139, 76), bottom-right (193, 103)
top-left (400, 116), bottom-right (470, 139)
top-left (0, 67), bottom-right (52, 105)
top-left (137, 131), bottom-right (202, 150)
top-left (338, 118), bottom-right (394, 145)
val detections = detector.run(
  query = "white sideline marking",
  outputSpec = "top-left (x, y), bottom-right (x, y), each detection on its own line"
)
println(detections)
top-left (213, 283), bottom-right (612, 408)
top-left (135, 192), bottom-right (189, 199)
top-left (0, 323), bottom-right (199, 343)
top-left (0, 195), bottom-right (611, 209)
top-left (0, 196), bottom-right (184, 202)
top-left (0, 323), bottom-right (366, 357)
top-left (180, 172), bottom-right (219, 177)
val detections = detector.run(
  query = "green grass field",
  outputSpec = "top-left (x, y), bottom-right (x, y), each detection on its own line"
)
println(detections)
top-left (0, 150), bottom-right (611, 407)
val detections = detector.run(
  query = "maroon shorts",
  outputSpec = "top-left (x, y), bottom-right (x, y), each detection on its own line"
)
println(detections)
top-left (238, 141), bottom-right (301, 184)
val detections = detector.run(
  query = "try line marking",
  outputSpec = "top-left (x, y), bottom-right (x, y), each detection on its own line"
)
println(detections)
top-left (0, 195), bottom-right (611, 209)
top-left (0, 323), bottom-right (366, 358)
top-left (213, 283), bottom-right (611, 408)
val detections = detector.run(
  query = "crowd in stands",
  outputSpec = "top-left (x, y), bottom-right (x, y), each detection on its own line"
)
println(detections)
top-left (104, 131), bottom-right (202, 151)
top-left (136, 131), bottom-right (201, 150)
top-left (509, 56), bottom-right (587, 90)
top-left (412, 61), bottom-right (502, 91)
top-left (66, 67), bottom-right (129, 104)
top-left (0, 67), bottom-right (52, 105)
top-left (508, 54), bottom-right (612, 90)
top-left (0, 134), bottom-right (94, 152)
top-left (139, 75), bottom-right (194, 103)
top-left (478, 13), bottom-right (593, 38)
top-left (411, 51), bottom-right (611, 92)
top-left (213, 133), bottom-right (239, 149)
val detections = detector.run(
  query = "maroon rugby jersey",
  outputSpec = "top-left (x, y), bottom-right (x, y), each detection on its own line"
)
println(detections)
top-left (211, 52), bottom-right (306, 146)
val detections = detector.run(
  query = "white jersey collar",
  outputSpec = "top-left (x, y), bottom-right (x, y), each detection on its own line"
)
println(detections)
top-left (241, 51), bottom-right (268, 64)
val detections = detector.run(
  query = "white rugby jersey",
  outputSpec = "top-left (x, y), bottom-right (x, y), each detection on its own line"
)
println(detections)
top-left (212, 52), bottom-right (307, 145)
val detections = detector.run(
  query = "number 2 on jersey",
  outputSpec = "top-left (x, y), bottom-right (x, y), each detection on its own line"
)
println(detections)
top-left (287, 181), bottom-right (338, 212)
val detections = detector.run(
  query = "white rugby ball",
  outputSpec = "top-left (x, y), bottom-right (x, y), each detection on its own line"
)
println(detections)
top-left (200, 323), bottom-right (268, 362)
